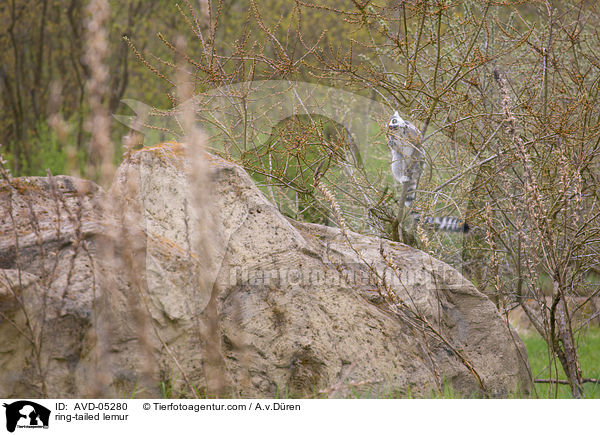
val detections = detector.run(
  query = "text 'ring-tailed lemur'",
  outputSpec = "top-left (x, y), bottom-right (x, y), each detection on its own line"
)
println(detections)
top-left (387, 111), bottom-right (469, 233)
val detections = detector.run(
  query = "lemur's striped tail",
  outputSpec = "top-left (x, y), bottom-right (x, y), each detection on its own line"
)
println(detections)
top-left (411, 213), bottom-right (470, 233)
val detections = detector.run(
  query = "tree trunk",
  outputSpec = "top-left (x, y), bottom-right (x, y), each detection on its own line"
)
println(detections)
top-left (553, 281), bottom-right (584, 398)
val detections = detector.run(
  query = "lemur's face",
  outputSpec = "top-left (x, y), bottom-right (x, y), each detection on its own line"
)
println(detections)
top-left (387, 111), bottom-right (409, 150)
top-left (388, 111), bottom-right (408, 134)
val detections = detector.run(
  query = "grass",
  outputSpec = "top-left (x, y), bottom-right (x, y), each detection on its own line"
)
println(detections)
top-left (522, 326), bottom-right (600, 398)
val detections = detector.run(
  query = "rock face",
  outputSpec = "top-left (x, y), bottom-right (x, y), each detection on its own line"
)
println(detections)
top-left (0, 176), bottom-right (103, 397)
top-left (0, 143), bottom-right (531, 398)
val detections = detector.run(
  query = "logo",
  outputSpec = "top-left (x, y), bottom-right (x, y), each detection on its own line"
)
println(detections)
top-left (3, 401), bottom-right (50, 433)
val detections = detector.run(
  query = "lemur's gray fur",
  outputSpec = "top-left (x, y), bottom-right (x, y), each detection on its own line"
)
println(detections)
top-left (387, 111), bottom-right (469, 233)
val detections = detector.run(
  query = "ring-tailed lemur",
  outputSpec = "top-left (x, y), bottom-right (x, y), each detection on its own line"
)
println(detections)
top-left (387, 111), bottom-right (469, 233)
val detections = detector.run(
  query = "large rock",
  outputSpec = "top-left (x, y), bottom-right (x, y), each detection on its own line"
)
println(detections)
top-left (0, 143), bottom-right (531, 397)
top-left (0, 176), bottom-right (102, 396)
